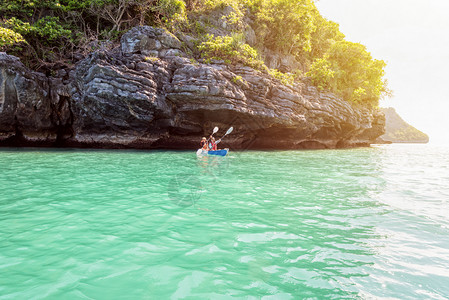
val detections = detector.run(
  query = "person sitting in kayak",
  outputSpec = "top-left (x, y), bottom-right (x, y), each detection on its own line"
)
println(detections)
top-left (209, 136), bottom-right (221, 151)
top-left (200, 137), bottom-right (208, 150)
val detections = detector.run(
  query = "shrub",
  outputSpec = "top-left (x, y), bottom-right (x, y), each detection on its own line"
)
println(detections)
top-left (3, 16), bottom-right (71, 47)
top-left (0, 27), bottom-right (25, 49)
top-left (249, 0), bottom-right (316, 55)
top-left (198, 33), bottom-right (264, 69)
top-left (32, 17), bottom-right (72, 41)
top-left (306, 57), bottom-right (334, 91)
top-left (307, 41), bottom-right (389, 106)
top-left (147, 0), bottom-right (188, 31)
top-left (267, 68), bottom-right (294, 85)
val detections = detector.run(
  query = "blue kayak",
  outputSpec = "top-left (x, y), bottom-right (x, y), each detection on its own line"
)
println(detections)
top-left (196, 148), bottom-right (229, 157)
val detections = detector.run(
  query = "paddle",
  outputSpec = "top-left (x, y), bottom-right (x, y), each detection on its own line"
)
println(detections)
top-left (206, 126), bottom-right (219, 143)
top-left (218, 127), bottom-right (233, 141)
top-left (197, 127), bottom-right (219, 156)
top-left (197, 127), bottom-right (233, 156)
top-left (211, 126), bottom-right (219, 136)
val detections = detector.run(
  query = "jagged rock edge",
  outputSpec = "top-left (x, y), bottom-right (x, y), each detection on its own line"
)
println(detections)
top-left (0, 26), bottom-right (386, 150)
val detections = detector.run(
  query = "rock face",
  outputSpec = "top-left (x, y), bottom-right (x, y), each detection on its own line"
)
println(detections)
top-left (0, 26), bottom-right (385, 150)
top-left (0, 53), bottom-right (56, 144)
top-left (379, 107), bottom-right (429, 143)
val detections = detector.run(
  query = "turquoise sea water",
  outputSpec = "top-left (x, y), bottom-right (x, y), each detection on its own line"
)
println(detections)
top-left (0, 144), bottom-right (448, 299)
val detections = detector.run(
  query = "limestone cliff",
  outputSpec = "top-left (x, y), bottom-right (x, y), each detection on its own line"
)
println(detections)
top-left (379, 107), bottom-right (429, 143)
top-left (0, 26), bottom-right (385, 150)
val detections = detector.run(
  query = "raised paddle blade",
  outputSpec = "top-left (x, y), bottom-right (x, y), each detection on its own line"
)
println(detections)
top-left (219, 126), bottom-right (234, 140)
top-left (207, 126), bottom-right (219, 142)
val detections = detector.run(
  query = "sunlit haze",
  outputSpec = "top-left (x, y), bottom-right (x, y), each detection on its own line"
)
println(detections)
top-left (316, 0), bottom-right (449, 144)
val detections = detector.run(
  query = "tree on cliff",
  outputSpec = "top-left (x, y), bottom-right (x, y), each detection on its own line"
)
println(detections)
top-left (0, 0), bottom-right (186, 70)
top-left (307, 41), bottom-right (390, 106)
top-left (0, 0), bottom-right (390, 107)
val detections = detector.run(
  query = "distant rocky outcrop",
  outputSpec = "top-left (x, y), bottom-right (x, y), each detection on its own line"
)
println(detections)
top-left (378, 107), bottom-right (429, 143)
top-left (0, 26), bottom-right (386, 150)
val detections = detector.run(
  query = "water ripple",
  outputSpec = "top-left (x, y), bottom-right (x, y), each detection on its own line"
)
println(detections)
top-left (0, 146), bottom-right (448, 299)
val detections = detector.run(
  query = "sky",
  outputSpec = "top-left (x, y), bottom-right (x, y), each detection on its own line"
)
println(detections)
top-left (315, 0), bottom-right (449, 144)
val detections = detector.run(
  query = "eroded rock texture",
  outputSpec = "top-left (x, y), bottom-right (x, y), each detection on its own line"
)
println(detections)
top-left (0, 26), bottom-right (385, 150)
top-left (0, 53), bottom-right (55, 144)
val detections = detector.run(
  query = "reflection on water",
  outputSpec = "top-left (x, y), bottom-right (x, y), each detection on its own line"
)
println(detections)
top-left (196, 154), bottom-right (230, 179)
top-left (191, 149), bottom-right (389, 297)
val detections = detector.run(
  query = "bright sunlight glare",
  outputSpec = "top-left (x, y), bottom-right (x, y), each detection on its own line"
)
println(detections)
top-left (316, 0), bottom-right (449, 144)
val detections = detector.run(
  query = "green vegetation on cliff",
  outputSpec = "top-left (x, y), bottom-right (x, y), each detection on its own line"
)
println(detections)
top-left (0, 0), bottom-right (390, 106)
top-left (197, 33), bottom-right (264, 69)
top-left (307, 41), bottom-right (389, 106)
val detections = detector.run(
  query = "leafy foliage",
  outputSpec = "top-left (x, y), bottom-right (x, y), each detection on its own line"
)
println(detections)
top-left (0, 27), bottom-right (25, 49)
top-left (250, 0), bottom-right (316, 55)
top-left (198, 33), bottom-right (264, 69)
top-left (0, 0), bottom-right (188, 68)
top-left (267, 68), bottom-right (295, 85)
top-left (307, 41), bottom-right (389, 106)
top-left (308, 11), bottom-right (345, 61)
top-left (136, 0), bottom-right (188, 31)
top-left (0, 0), bottom-right (390, 106)
top-left (306, 57), bottom-right (334, 90)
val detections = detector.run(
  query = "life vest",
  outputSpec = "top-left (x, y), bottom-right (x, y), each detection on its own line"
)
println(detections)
top-left (209, 141), bottom-right (217, 151)
top-left (201, 140), bottom-right (208, 150)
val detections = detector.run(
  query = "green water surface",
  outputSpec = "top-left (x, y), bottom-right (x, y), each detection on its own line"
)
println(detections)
top-left (1, 145), bottom-right (448, 299)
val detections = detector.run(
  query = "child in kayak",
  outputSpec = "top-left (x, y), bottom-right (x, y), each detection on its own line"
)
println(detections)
top-left (200, 137), bottom-right (208, 150)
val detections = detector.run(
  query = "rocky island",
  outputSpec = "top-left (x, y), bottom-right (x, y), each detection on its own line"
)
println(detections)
top-left (0, 1), bottom-right (388, 150)
top-left (379, 107), bottom-right (429, 143)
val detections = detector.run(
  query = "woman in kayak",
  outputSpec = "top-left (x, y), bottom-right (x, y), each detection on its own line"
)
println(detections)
top-left (209, 136), bottom-right (221, 151)
top-left (200, 137), bottom-right (208, 150)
